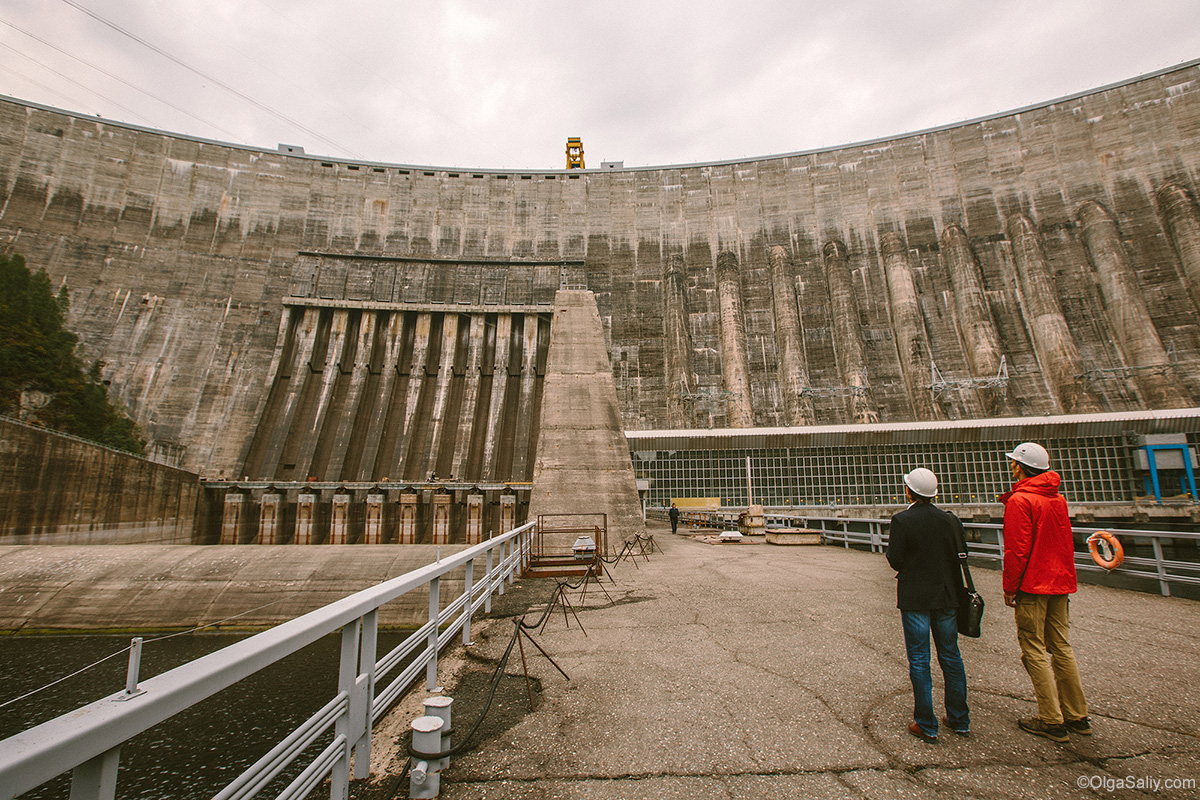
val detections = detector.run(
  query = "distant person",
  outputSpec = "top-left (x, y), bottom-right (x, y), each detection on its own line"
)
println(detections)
top-left (669, 503), bottom-right (680, 534)
top-left (1002, 443), bottom-right (1090, 743)
top-left (886, 468), bottom-right (970, 744)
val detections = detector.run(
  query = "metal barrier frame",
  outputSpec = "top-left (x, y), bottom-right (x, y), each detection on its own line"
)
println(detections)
top-left (650, 507), bottom-right (1200, 597)
top-left (0, 521), bottom-right (535, 800)
top-left (533, 513), bottom-right (608, 557)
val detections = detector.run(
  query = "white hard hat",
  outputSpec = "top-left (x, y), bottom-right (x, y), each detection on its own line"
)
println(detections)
top-left (1006, 442), bottom-right (1050, 471)
top-left (904, 468), bottom-right (938, 498)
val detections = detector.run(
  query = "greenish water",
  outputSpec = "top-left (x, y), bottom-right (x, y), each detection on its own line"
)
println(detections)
top-left (0, 631), bottom-right (408, 799)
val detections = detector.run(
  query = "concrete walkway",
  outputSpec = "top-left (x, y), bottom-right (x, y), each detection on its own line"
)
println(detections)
top-left (429, 520), bottom-right (1200, 800)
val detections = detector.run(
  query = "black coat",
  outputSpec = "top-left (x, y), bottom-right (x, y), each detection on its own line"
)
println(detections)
top-left (885, 502), bottom-right (966, 611)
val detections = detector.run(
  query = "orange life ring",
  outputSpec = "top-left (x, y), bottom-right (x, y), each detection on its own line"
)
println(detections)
top-left (1087, 531), bottom-right (1124, 571)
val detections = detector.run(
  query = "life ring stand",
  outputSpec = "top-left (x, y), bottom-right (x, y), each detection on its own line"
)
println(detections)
top-left (1087, 531), bottom-right (1124, 571)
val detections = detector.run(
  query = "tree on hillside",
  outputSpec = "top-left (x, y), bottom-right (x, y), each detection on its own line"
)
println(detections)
top-left (0, 253), bottom-right (145, 455)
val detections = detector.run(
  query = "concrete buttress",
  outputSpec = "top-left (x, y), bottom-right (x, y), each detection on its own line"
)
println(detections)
top-left (663, 254), bottom-right (696, 428)
top-left (941, 225), bottom-right (1011, 416)
top-left (769, 245), bottom-right (815, 426)
top-left (1158, 183), bottom-right (1200, 317)
top-left (880, 233), bottom-right (937, 420)
top-left (1005, 214), bottom-right (1099, 414)
top-left (823, 241), bottom-right (879, 424)
top-left (527, 291), bottom-right (644, 548)
top-left (715, 251), bottom-right (754, 427)
top-left (1077, 201), bottom-right (1191, 408)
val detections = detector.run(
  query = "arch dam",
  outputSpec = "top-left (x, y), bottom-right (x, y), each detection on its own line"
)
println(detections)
top-left (3, 61), bottom-right (1200, 542)
top-left (2, 60), bottom-right (1200, 484)
top-left (3, 57), bottom-right (1200, 799)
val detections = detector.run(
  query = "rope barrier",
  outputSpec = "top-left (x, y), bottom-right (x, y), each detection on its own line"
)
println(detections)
top-left (0, 593), bottom-right (309, 713)
top-left (0, 644), bottom-right (133, 711)
top-left (142, 594), bottom-right (304, 643)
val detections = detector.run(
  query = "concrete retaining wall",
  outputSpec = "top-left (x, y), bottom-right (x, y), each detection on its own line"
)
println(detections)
top-left (0, 417), bottom-right (199, 544)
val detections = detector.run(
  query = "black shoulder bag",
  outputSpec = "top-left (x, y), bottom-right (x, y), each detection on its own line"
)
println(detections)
top-left (957, 530), bottom-right (985, 638)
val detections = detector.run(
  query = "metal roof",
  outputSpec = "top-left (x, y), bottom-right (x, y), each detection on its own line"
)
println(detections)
top-left (625, 409), bottom-right (1200, 451)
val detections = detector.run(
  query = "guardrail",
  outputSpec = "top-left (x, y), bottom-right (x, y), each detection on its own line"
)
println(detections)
top-left (652, 508), bottom-right (1200, 597)
top-left (0, 521), bottom-right (535, 800)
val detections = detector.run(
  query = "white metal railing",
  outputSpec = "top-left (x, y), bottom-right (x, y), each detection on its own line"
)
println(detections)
top-left (0, 521), bottom-right (535, 800)
top-left (777, 513), bottom-right (1200, 597)
top-left (654, 508), bottom-right (1200, 598)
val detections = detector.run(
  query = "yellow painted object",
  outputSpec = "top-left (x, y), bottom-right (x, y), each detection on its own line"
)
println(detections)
top-left (671, 497), bottom-right (719, 511)
top-left (566, 137), bottom-right (584, 169)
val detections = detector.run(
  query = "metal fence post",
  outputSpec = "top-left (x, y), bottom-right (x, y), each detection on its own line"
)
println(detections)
top-left (331, 619), bottom-right (361, 800)
top-left (1151, 538), bottom-right (1171, 597)
top-left (497, 542), bottom-right (507, 596)
top-left (427, 578), bottom-right (441, 691)
top-left (69, 746), bottom-right (120, 800)
top-left (484, 548), bottom-right (494, 613)
top-left (353, 610), bottom-right (378, 781)
top-left (123, 637), bottom-right (144, 698)
top-left (463, 558), bottom-right (475, 646)
top-left (507, 537), bottom-right (516, 585)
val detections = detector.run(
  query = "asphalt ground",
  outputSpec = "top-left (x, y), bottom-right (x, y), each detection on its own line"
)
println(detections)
top-left (379, 519), bottom-right (1200, 800)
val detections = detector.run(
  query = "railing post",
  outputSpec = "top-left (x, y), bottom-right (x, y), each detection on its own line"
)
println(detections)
top-left (484, 548), bottom-right (494, 613)
top-left (507, 536), bottom-right (516, 585)
top-left (123, 637), bottom-right (144, 698)
top-left (69, 746), bottom-right (120, 800)
top-left (497, 542), bottom-right (507, 596)
top-left (353, 610), bottom-right (378, 780)
top-left (427, 577), bottom-right (441, 691)
top-left (331, 618), bottom-right (361, 800)
top-left (1151, 537), bottom-right (1172, 597)
top-left (463, 559), bottom-right (475, 646)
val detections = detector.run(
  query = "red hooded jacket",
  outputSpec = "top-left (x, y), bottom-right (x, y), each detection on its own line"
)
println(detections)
top-left (1001, 471), bottom-right (1077, 595)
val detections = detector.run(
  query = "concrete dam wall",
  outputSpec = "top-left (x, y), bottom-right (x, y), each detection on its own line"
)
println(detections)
top-left (0, 417), bottom-right (198, 544)
top-left (2, 61), bottom-right (1200, 478)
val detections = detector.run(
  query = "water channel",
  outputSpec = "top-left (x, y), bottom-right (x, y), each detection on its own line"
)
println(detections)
top-left (0, 631), bottom-right (409, 799)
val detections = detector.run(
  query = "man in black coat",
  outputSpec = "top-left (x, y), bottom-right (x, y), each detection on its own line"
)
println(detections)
top-left (886, 468), bottom-right (970, 744)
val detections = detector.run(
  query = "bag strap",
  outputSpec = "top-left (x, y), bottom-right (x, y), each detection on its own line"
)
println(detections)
top-left (956, 524), bottom-right (977, 593)
top-left (959, 552), bottom-right (977, 593)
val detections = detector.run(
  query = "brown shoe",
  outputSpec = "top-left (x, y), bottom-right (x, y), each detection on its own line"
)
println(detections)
top-left (908, 721), bottom-right (937, 744)
top-left (1018, 717), bottom-right (1069, 743)
top-left (941, 716), bottom-right (970, 736)
top-left (1064, 717), bottom-right (1092, 736)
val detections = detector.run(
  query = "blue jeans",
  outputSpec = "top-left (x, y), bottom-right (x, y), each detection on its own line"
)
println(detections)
top-left (901, 609), bottom-right (969, 737)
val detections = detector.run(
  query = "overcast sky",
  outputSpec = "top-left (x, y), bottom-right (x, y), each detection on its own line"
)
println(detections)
top-left (1, 1), bottom-right (1197, 170)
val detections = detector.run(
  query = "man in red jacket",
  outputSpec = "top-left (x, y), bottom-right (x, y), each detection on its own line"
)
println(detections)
top-left (1002, 442), bottom-right (1090, 743)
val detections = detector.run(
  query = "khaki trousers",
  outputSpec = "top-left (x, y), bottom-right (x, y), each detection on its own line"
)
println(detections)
top-left (1015, 593), bottom-right (1088, 725)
